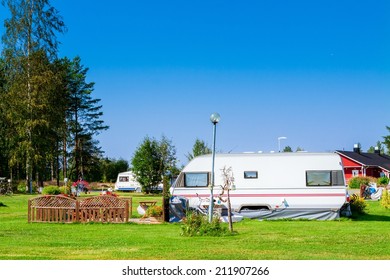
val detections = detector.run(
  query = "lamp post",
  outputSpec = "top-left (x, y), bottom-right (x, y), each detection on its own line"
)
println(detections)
top-left (209, 112), bottom-right (220, 223)
top-left (7, 179), bottom-right (11, 194)
top-left (278, 136), bottom-right (287, 152)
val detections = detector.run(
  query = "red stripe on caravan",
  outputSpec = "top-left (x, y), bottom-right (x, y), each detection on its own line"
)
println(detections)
top-left (230, 193), bottom-right (345, 197)
top-left (180, 193), bottom-right (345, 198)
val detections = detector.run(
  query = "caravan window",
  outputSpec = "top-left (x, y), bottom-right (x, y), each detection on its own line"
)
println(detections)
top-left (306, 170), bottom-right (345, 186)
top-left (184, 172), bottom-right (209, 187)
top-left (119, 176), bottom-right (129, 182)
top-left (306, 171), bottom-right (331, 186)
top-left (244, 171), bottom-right (258, 179)
top-left (331, 170), bottom-right (345, 186)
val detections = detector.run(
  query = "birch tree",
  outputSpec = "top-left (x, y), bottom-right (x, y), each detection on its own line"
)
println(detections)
top-left (2, 0), bottom-right (65, 192)
top-left (0, 58), bottom-right (10, 177)
top-left (219, 166), bottom-right (235, 232)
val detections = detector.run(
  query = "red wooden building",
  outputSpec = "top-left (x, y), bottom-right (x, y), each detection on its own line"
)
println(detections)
top-left (335, 146), bottom-right (390, 182)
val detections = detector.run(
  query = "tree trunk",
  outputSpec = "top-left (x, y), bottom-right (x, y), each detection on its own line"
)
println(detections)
top-left (56, 141), bottom-right (60, 186)
top-left (227, 188), bottom-right (233, 232)
top-left (26, 0), bottom-right (33, 194)
top-left (74, 108), bottom-right (79, 179)
top-left (50, 159), bottom-right (54, 182)
top-left (26, 152), bottom-right (32, 193)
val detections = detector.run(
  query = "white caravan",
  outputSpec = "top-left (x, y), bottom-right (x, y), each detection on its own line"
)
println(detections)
top-left (114, 171), bottom-right (142, 192)
top-left (170, 153), bottom-right (348, 220)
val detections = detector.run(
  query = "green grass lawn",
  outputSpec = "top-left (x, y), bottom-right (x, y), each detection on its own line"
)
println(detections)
top-left (0, 194), bottom-right (389, 260)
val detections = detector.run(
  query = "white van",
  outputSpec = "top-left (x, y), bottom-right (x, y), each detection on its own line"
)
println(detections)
top-left (114, 171), bottom-right (142, 192)
top-left (170, 152), bottom-right (348, 220)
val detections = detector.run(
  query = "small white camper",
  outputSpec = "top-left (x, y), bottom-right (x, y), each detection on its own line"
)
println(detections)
top-left (170, 152), bottom-right (348, 220)
top-left (114, 171), bottom-right (142, 192)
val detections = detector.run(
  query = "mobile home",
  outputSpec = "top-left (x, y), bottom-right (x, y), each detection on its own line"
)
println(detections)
top-left (170, 152), bottom-right (348, 220)
top-left (114, 171), bottom-right (142, 192)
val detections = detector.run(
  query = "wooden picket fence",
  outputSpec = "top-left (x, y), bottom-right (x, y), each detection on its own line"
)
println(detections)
top-left (28, 195), bottom-right (131, 223)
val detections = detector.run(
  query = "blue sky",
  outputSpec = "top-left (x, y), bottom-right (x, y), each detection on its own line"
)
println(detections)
top-left (1, 0), bottom-right (390, 166)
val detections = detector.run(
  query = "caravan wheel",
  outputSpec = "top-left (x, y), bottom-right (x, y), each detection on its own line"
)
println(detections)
top-left (240, 206), bottom-right (270, 212)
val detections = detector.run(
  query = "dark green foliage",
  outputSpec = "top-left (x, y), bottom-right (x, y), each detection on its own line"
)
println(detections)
top-left (131, 137), bottom-right (162, 194)
top-left (131, 136), bottom-right (177, 194)
top-left (180, 212), bottom-right (230, 237)
top-left (383, 126), bottom-right (390, 155)
top-left (186, 139), bottom-right (212, 162)
top-left (0, 59), bottom-right (10, 178)
top-left (1, 2), bottom-right (108, 186)
top-left (377, 177), bottom-right (389, 187)
top-left (0, 202), bottom-right (6, 207)
top-left (101, 158), bottom-right (129, 183)
top-left (2, 0), bottom-right (66, 192)
top-left (64, 57), bottom-right (108, 181)
top-left (0, 177), bottom-right (12, 195)
top-left (367, 141), bottom-right (386, 154)
top-left (283, 146), bottom-right (293, 152)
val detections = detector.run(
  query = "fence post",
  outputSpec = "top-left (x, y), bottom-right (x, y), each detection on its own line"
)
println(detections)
top-left (129, 197), bottom-right (132, 219)
top-left (125, 200), bottom-right (129, 222)
top-left (162, 176), bottom-right (170, 222)
top-left (75, 200), bottom-right (80, 222)
top-left (163, 194), bottom-right (170, 222)
top-left (28, 199), bottom-right (31, 223)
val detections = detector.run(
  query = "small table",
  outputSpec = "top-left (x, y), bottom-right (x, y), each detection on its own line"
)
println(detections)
top-left (139, 201), bottom-right (157, 208)
top-left (138, 201), bottom-right (158, 219)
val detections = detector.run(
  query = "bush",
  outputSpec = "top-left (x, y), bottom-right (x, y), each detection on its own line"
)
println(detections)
top-left (42, 186), bottom-right (61, 195)
top-left (15, 181), bottom-right (38, 193)
top-left (348, 176), bottom-right (376, 189)
top-left (349, 194), bottom-right (367, 215)
top-left (380, 188), bottom-right (390, 209)
top-left (16, 182), bottom-right (27, 194)
top-left (377, 177), bottom-right (389, 187)
top-left (145, 205), bottom-right (163, 217)
top-left (59, 186), bottom-right (70, 195)
top-left (181, 212), bottom-right (229, 237)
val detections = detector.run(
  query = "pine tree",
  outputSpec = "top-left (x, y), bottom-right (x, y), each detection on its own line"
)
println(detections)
top-left (64, 57), bottom-right (108, 180)
top-left (367, 140), bottom-right (385, 154)
top-left (186, 139), bottom-right (212, 161)
top-left (383, 127), bottom-right (390, 155)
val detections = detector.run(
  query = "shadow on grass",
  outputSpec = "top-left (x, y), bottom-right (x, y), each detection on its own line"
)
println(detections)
top-left (350, 213), bottom-right (390, 222)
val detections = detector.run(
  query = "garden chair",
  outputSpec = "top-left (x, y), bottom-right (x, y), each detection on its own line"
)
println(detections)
top-left (371, 187), bottom-right (383, 201)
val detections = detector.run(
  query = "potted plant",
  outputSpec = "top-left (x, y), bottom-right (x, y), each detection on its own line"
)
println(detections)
top-left (145, 205), bottom-right (163, 223)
